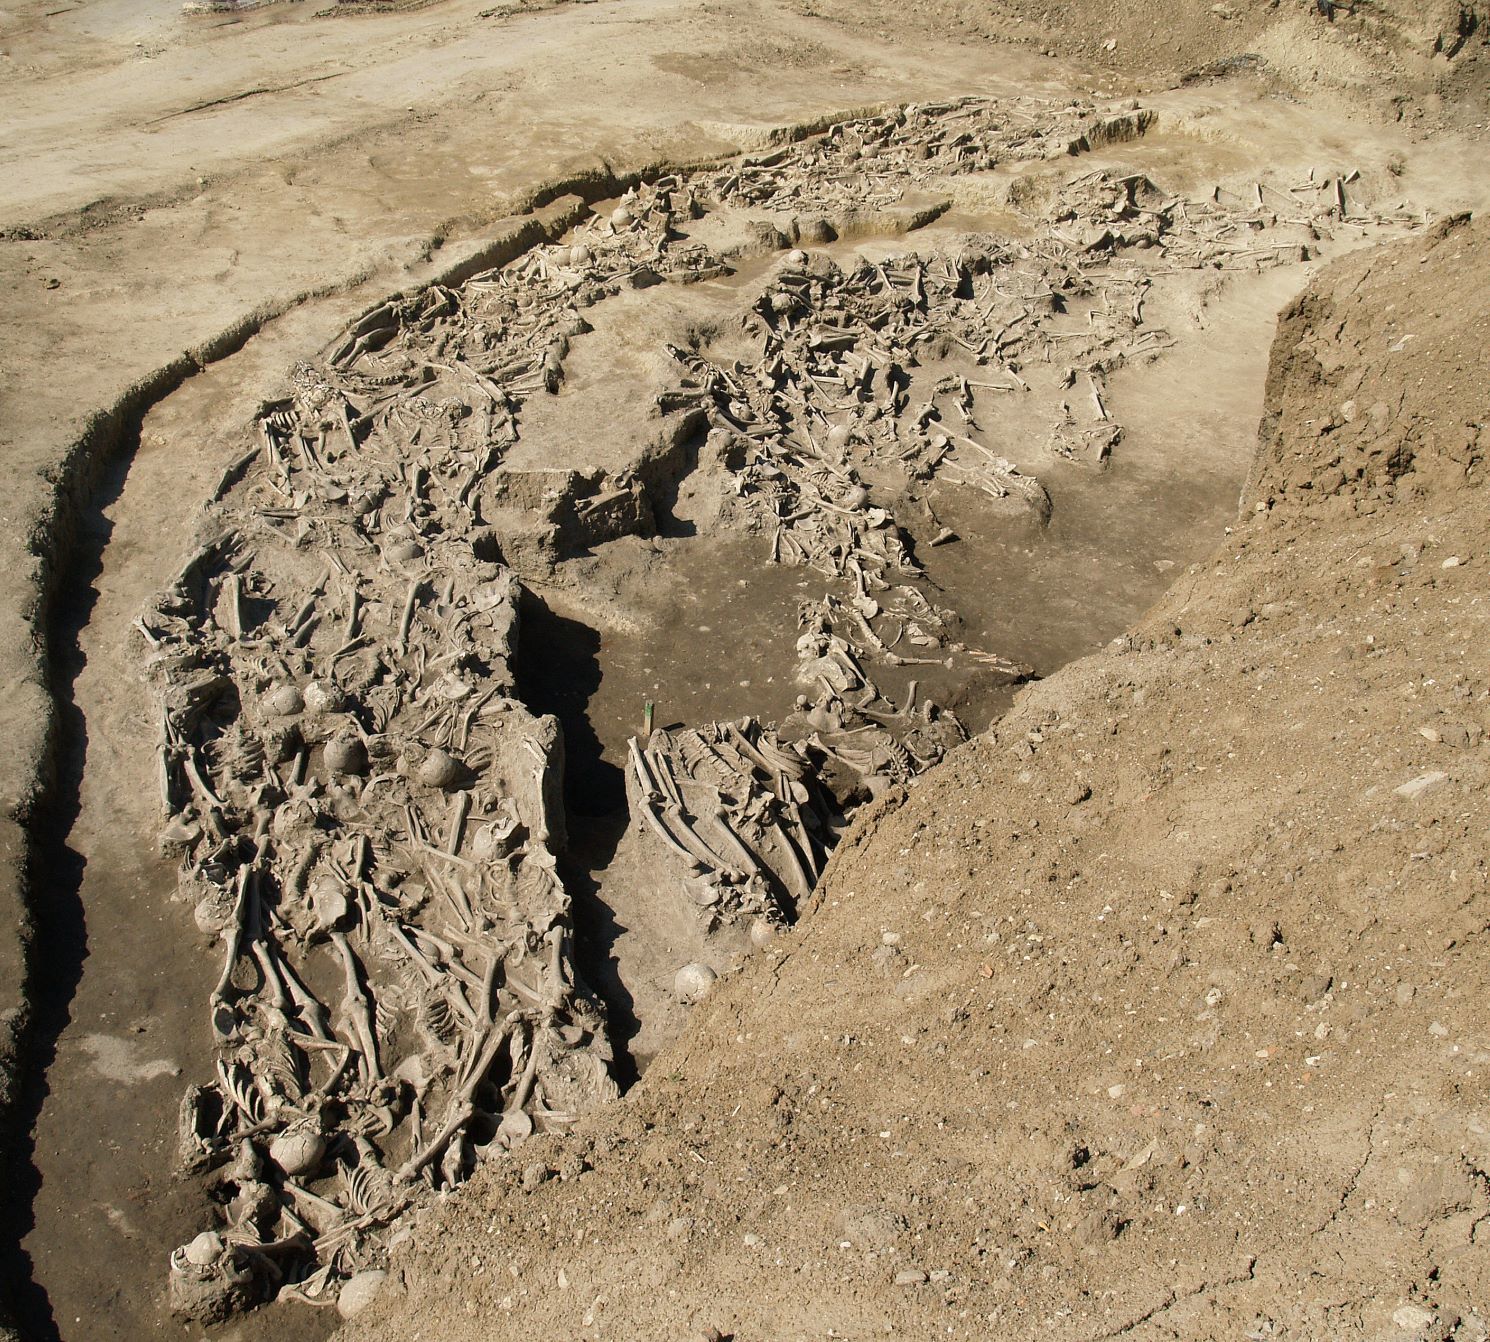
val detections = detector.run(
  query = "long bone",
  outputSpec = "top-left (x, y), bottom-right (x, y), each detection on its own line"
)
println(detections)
top-left (628, 745), bottom-right (705, 868)
top-left (329, 932), bottom-right (381, 1083)
top-left (271, 945), bottom-right (334, 1043)
top-left (686, 797), bottom-right (760, 878)
top-left (502, 1016), bottom-right (550, 1117)
top-left (644, 744), bottom-right (686, 809)
top-left (250, 939), bottom-right (291, 1014)
top-left (396, 579), bottom-right (423, 655)
top-left (444, 790), bottom-right (470, 856)
top-left (656, 794), bottom-right (737, 873)
top-left (211, 866), bottom-right (256, 1005)
top-left (397, 1010), bottom-right (528, 1182)
top-left (732, 803), bottom-right (814, 905)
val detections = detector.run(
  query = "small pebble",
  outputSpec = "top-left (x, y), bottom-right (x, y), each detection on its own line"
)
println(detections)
top-left (521, 1162), bottom-right (551, 1193)
top-left (895, 1267), bottom-right (928, 1286)
top-left (1394, 770), bottom-right (1448, 800)
top-left (1299, 972), bottom-right (1333, 1002)
top-left (1251, 920), bottom-right (1282, 947)
top-left (1392, 1304), bottom-right (1437, 1334)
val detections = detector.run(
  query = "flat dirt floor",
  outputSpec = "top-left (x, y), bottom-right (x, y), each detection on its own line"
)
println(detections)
top-left (1, 2), bottom-right (1487, 1341)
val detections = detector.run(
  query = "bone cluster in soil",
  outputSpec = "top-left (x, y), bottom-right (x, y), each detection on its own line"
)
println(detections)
top-left (135, 95), bottom-right (1415, 1320)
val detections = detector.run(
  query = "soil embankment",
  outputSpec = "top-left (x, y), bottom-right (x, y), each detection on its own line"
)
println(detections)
top-left (795, 0), bottom-right (1489, 127)
top-left (345, 215), bottom-right (1490, 1341)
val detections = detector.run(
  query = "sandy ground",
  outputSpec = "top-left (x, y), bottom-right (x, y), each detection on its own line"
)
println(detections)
top-left (0, 0), bottom-right (1486, 1339)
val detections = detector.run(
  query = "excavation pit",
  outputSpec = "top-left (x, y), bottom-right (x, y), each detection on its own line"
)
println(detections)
top-left (18, 92), bottom-right (1427, 1338)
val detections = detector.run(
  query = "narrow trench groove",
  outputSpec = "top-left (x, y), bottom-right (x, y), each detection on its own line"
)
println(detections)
top-left (511, 588), bottom-right (638, 1087)
top-left (13, 448), bottom-right (134, 1342)
top-left (2, 147), bottom-right (752, 1342)
top-left (0, 127), bottom-right (824, 1342)
top-left (16, 89), bottom-right (1425, 1339)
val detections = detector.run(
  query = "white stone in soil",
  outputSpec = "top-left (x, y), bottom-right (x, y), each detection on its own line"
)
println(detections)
top-left (337, 1270), bottom-right (388, 1320)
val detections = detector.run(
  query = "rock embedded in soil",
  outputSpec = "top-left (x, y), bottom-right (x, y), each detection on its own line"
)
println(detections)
top-left (336, 1270), bottom-right (387, 1321)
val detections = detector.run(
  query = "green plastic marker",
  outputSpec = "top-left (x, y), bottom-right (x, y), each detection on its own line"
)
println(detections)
top-left (644, 700), bottom-right (654, 734)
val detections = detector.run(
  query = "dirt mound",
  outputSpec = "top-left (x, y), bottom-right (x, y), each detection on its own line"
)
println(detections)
top-left (1251, 211), bottom-right (1485, 506)
top-left (342, 216), bottom-right (1490, 1340)
top-left (795, 0), bottom-right (1489, 125)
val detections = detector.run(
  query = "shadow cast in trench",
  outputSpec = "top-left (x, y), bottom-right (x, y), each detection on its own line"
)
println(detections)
top-left (513, 586), bottom-right (640, 1091)
top-left (3, 458), bottom-right (126, 1342)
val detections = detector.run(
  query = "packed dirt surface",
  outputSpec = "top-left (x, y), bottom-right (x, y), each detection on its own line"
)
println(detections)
top-left (795, 0), bottom-right (1490, 126)
top-left (1, 0), bottom-right (1488, 1340)
top-left (345, 211), bottom-right (1490, 1342)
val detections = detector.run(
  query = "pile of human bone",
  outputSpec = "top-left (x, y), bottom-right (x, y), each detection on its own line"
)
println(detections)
top-left (137, 94), bottom-right (1417, 1320)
